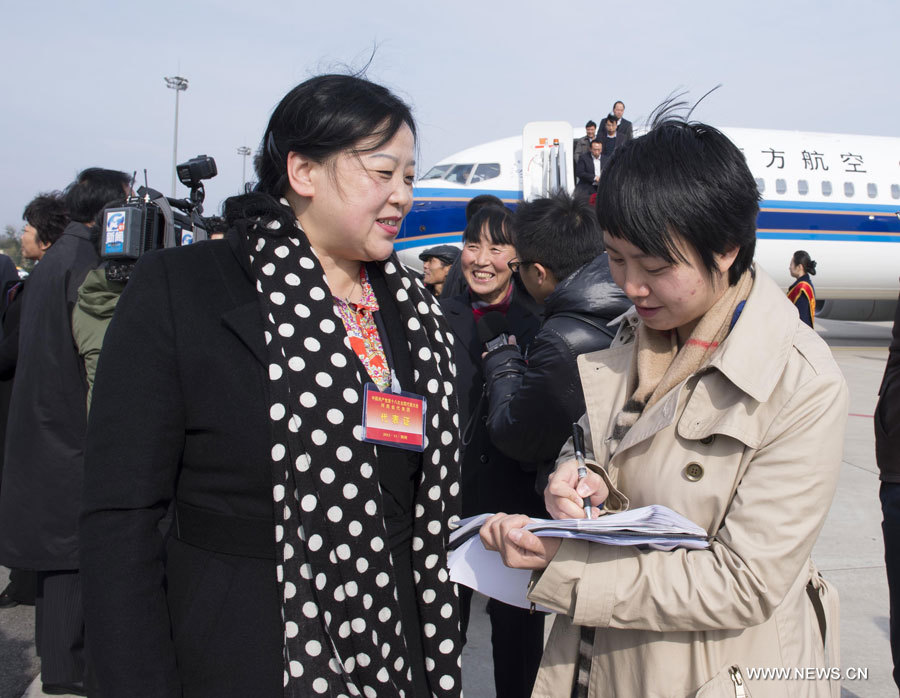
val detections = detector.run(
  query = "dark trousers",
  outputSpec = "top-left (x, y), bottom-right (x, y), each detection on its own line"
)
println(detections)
top-left (881, 481), bottom-right (900, 692)
top-left (4, 567), bottom-right (36, 604)
top-left (35, 570), bottom-right (85, 685)
top-left (460, 587), bottom-right (545, 698)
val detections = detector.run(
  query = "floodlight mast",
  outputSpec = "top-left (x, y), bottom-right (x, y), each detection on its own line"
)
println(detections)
top-left (164, 76), bottom-right (189, 197)
top-left (237, 146), bottom-right (252, 189)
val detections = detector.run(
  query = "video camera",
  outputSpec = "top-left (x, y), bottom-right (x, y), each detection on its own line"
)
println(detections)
top-left (100, 155), bottom-right (218, 283)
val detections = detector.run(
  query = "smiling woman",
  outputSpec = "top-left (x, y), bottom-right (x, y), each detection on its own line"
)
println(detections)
top-left (440, 205), bottom-right (545, 697)
top-left (81, 74), bottom-right (463, 698)
top-left (460, 205), bottom-right (517, 305)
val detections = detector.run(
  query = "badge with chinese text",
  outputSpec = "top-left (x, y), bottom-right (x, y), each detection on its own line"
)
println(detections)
top-left (362, 383), bottom-right (426, 452)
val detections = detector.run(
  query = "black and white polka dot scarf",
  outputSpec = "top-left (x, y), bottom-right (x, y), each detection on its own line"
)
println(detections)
top-left (245, 209), bottom-right (462, 698)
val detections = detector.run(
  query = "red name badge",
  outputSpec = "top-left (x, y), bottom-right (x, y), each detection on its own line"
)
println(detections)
top-left (362, 383), bottom-right (427, 452)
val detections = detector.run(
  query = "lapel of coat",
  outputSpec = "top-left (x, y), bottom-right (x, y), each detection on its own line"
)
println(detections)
top-left (578, 343), bottom-right (686, 461)
top-left (218, 230), bottom-right (268, 367)
top-left (441, 294), bottom-right (478, 359)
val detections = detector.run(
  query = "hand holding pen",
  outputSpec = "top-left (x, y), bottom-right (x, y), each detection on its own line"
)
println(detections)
top-left (572, 423), bottom-right (592, 519)
top-left (543, 424), bottom-right (610, 519)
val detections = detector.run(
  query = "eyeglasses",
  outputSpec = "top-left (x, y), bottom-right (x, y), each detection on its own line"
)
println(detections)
top-left (507, 259), bottom-right (531, 273)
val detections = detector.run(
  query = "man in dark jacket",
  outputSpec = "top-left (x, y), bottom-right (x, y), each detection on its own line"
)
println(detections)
top-left (572, 119), bottom-right (597, 166)
top-left (0, 167), bottom-right (129, 695)
top-left (483, 191), bottom-right (631, 492)
top-left (600, 114), bottom-right (620, 170)
top-left (608, 100), bottom-right (633, 144)
top-left (877, 289), bottom-right (900, 691)
top-left (574, 139), bottom-right (602, 203)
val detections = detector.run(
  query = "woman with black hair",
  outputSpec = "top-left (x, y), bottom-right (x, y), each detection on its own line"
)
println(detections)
top-left (789, 249), bottom-right (817, 328)
top-left (0, 192), bottom-right (67, 612)
top-left (481, 119), bottom-right (846, 697)
top-left (440, 206), bottom-right (543, 698)
top-left (81, 75), bottom-right (462, 698)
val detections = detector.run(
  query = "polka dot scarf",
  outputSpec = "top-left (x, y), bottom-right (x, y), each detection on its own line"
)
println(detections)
top-left (245, 211), bottom-right (463, 698)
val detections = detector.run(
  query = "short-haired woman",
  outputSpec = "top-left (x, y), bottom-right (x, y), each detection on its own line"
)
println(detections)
top-left (481, 118), bottom-right (847, 698)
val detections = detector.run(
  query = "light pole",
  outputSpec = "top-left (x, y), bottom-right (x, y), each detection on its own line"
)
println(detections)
top-left (236, 146), bottom-right (252, 190)
top-left (164, 75), bottom-right (189, 196)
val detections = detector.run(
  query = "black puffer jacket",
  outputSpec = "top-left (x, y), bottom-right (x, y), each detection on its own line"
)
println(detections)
top-left (482, 253), bottom-right (631, 480)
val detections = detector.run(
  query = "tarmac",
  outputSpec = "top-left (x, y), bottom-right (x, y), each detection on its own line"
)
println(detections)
top-left (0, 317), bottom-right (895, 698)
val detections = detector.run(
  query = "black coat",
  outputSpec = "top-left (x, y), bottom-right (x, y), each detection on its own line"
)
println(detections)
top-left (0, 222), bottom-right (97, 570)
top-left (482, 255), bottom-right (631, 484)
top-left (81, 234), bottom-right (280, 697)
top-left (572, 135), bottom-right (592, 166)
top-left (80, 231), bottom-right (435, 697)
top-left (616, 117), bottom-right (633, 144)
top-left (0, 278), bottom-right (23, 485)
top-left (876, 290), bottom-right (900, 482)
top-left (440, 289), bottom-right (543, 517)
top-left (574, 151), bottom-right (600, 201)
top-left (0, 254), bottom-right (19, 308)
top-left (600, 133), bottom-right (619, 170)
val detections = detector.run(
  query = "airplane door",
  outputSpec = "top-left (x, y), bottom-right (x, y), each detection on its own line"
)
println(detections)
top-left (522, 121), bottom-right (575, 201)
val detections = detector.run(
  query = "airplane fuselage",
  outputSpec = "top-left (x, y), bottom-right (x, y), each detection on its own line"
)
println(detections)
top-left (398, 126), bottom-right (900, 313)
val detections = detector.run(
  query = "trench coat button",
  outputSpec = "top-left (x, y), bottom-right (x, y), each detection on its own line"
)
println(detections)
top-left (684, 462), bottom-right (704, 482)
top-left (480, 454), bottom-right (489, 463)
top-left (700, 435), bottom-right (715, 445)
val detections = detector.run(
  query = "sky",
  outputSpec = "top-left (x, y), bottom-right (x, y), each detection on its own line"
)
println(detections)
top-left (1, 0), bottom-right (897, 230)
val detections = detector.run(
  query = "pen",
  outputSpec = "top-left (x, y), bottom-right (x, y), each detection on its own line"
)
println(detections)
top-left (572, 423), bottom-right (592, 519)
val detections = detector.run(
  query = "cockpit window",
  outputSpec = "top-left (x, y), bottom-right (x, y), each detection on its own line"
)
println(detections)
top-left (471, 163), bottom-right (501, 183)
top-left (420, 164), bottom-right (452, 180)
top-left (445, 164), bottom-right (474, 184)
top-left (419, 162), bottom-right (500, 185)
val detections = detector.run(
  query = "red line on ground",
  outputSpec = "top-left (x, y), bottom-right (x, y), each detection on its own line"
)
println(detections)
top-left (848, 413), bottom-right (873, 418)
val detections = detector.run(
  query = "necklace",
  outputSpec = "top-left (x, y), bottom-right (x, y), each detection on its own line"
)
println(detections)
top-left (341, 268), bottom-right (362, 305)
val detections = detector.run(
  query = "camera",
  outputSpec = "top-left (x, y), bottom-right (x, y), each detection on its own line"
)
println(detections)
top-left (100, 155), bottom-right (218, 283)
top-left (177, 155), bottom-right (217, 189)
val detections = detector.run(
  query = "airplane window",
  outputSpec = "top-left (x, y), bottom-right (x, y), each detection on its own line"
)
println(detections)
top-left (844, 182), bottom-right (855, 197)
top-left (420, 164), bottom-right (452, 180)
top-left (867, 183), bottom-right (878, 199)
top-left (892, 184), bottom-right (900, 199)
top-left (822, 181), bottom-right (832, 197)
top-left (775, 178), bottom-right (787, 194)
top-left (445, 164), bottom-right (474, 184)
top-left (755, 178), bottom-right (765, 193)
top-left (797, 180), bottom-right (809, 195)
top-left (470, 163), bottom-right (501, 183)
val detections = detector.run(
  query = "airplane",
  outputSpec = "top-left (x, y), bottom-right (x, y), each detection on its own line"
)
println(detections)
top-left (396, 122), bottom-right (900, 321)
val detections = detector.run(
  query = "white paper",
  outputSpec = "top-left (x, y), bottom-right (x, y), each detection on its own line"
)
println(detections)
top-left (448, 536), bottom-right (554, 612)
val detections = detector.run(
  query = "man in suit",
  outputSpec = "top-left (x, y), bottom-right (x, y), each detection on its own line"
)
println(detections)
top-left (574, 139), bottom-right (603, 203)
top-left (600, 115), bottom-right (620, 170)
top-left (572, 120), bottom-right (597, 166)
top-left (609, 100), bottom-right (633, 144)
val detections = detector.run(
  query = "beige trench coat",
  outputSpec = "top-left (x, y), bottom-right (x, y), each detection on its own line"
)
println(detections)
top-left (527, 268), bottom-right (847, 698)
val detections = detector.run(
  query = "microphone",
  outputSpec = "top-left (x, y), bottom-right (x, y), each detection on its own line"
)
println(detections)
top-left (477, 311), bottom-right (510, 352)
